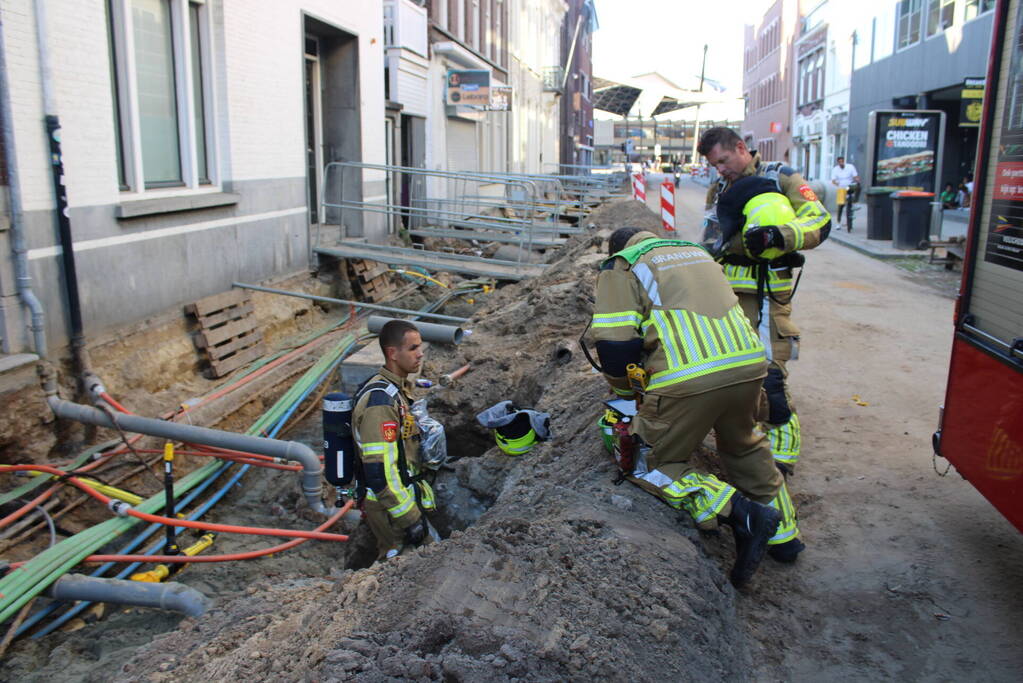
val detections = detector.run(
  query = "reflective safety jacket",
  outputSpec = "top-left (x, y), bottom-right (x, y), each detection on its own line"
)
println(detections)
top-left (706, 152), bottom-right (831, 300)
top-left (352, 368), bottom-right (435, 528)
top-left (589, 232), bottom-right (768, 398)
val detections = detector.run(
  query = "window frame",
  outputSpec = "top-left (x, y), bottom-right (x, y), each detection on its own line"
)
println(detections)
top-left (925, 0), bottom-right (955, 38)
top-left (896, 0), bottom-right (923, 51)
top-left (109, 0), bottom-right (217, 194)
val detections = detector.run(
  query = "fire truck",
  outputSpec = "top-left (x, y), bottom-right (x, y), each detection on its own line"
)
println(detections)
top-left (933, 0), bottom-right (1023, 533)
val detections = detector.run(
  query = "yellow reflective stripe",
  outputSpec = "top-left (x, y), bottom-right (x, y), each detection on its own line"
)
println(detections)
top-left (652, 310), bottom-right (684, 368)
top-left (668, 473), bottom-right (736, 523)
top-left (768, 481), bottom-right (799, 544)
top-left (417, 481), bottom-right (436, 511)
top-left (723, 264), bottom-right (793, 293)
top-left (612, 386), bottom-right (634, 396)
top-left (376, 440), bottom-right (414, 519)
top-left (593, 310), bottom-right (642, 328)
top-left (768, 413), bottom-right (801, 464)
top-left (647, 304), bottom-right (765, 390)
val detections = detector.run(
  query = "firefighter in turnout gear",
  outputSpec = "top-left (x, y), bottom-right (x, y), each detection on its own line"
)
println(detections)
top-left (700, 127), bottom-right (831, 486)
top-left (352, 320), bottom-right (437, 561)
top-left (588, 227), bottom-right (795, 586)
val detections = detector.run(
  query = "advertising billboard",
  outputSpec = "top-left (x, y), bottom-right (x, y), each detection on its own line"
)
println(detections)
top-left (446, 69), bottom-right (490, 107)
top-left (866, 110), bottom-right (946, 192)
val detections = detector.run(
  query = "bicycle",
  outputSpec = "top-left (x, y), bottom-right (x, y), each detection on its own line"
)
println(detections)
top-left (842, 182), bottom-right (860, 232)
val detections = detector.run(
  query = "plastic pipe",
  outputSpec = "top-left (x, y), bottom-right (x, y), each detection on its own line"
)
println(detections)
top-left (0, 19), bottom-right (47, 358)
top-left (46, 397), bottom-right (334, 516)
top-left (440, 363), bottom-right (472, 386)
top-left (232, 282), bottom-right (469, 323)
top-left (366, 315), bottom-right (464, 345)
top-left (44, 574), bottom-right (209, 617)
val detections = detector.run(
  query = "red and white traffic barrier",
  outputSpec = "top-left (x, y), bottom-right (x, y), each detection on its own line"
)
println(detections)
top-left (660, 181), bottom-right (675, 232)
top-left (632, 173), bottom-right (646, 202)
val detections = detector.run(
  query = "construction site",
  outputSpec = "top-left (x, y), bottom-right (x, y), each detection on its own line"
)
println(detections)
top-left (0, 163), bottom-right (1019, 680)
top-left (2, 0), bottom-right (1023, 680)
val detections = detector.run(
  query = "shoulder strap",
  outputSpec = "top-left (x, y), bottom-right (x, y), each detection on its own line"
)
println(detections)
top-left (760, 161), bottom-right (784, 192)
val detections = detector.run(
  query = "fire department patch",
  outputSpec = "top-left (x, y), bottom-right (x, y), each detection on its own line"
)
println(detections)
top-left (381, 421), bottom-right (398, 442)
top-left (798, 184), bottom-right (818, 201)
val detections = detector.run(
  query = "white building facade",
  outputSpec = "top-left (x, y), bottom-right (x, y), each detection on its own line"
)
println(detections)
top-left (0, 0), bottom-right (387, 357)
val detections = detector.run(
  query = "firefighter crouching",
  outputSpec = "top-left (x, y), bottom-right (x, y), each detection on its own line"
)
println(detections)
top-left (699, 127), bottom-right (831, 475)
top-left (587, 227), bottom-right (794, 587)
top-left (352, 319), bottom-right (437, 561)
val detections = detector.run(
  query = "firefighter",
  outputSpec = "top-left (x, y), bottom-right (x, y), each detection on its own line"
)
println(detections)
top-left (699, 127), bottom-right (831, 481)
top-left (352, 319), bottom-right (436, 561)
top-left (588, 227), bottom-right (789, 587)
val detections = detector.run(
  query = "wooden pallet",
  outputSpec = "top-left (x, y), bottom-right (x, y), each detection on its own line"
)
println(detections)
top-left (185, 289), bottom-right (265, 378)
top-left (348, 258), bottom-right (398, 303)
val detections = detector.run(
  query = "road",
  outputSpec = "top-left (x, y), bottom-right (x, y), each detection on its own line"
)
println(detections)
top-left (652, 174), bottom-right (1023, 679)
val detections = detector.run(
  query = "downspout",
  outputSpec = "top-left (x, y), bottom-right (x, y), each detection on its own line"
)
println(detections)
top-left (45, 574), bottom-right (210, 617)
top-left (47, 397), bottom-right (335, 516)
top-left (0, 16), bottom-right (49, 365)
top-left (33, 0), bottom-right (94, 384)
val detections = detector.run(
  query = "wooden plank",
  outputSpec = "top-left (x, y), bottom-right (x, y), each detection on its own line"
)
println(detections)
top-left (197, 317), bottom-right (258, 348)
top-left (207, 343), bottom-right (265, 378)
top-left (206, 330), bottom-right (263, 361)
top-left (185, 289), bottom-right (249, 317)
top-left (196, 302), bottom-right (254, 330)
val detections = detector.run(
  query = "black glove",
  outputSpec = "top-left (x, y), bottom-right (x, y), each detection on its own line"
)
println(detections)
top-left (403, 518), bottom-right (427, 546)
top-left (743, 225), bottom-right (784, 256)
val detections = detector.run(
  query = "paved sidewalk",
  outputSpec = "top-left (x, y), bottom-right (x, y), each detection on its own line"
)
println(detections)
top-left (827, 203), bottom-right (971, 259)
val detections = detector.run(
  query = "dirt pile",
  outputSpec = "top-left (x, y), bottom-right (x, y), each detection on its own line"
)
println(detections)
top-left (92, 200), bottom-right (757, 682)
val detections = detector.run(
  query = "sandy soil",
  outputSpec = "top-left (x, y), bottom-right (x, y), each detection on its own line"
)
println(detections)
top-left (2, 189), bottom-right (1021, 681)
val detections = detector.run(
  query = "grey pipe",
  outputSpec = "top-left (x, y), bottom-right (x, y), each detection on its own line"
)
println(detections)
top-left (47, 397), bottom-right (334, 515)
top-left (0, 18), bottom-right (47, 358)
top-left (366, 315), bottom-right (463, 345)
top-left (232, 282), bottom-right (468, 323)
top-left (45, 574), bottom-right (210, 617)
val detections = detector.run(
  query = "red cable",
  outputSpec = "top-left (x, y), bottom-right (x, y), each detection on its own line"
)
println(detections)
top-left (0, 465), bottom-right (347, 542)
top-left (83, 500), bottom-right (355, 564)
top-left (99, 392), bottom-right (132, 415)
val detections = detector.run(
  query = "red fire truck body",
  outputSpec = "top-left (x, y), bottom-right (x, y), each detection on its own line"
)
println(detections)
top-left (934, 0), bottom-right (1023, 532)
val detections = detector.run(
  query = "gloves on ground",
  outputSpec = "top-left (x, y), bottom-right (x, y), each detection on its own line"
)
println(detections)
top-left (404, 518), bottom-right (427, 546)
top-left (744, 225), bottom-right (784, 256)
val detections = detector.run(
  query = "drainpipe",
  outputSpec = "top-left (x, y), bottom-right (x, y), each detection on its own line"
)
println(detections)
top-left (47, 397), bottom-right (335, 516)
top-left (45, 574), bottom-right (210, 617)
top-left (0, 17), bottom-right (48, 364)
top-left (33, 0), bottom-right (93, 384)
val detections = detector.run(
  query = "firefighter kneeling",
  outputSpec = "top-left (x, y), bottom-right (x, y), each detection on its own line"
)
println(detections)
top-left (587, 228), bottom-right (803, 587)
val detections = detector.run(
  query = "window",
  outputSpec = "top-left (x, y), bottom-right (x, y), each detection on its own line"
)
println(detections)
top-left (926, 0), bottom-right (954, 37)
top-left (897, 0), bottom-right (922, 50)
top-left (109, 0), bottom-right (214, 191)
top-left (964, 0), bottom-right (996, 22)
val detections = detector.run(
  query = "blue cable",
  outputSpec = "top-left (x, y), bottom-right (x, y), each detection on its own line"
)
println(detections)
top-left (26, 339), bottom-right (351, 638)
top-left (23, 461), bottom-right (236, 638)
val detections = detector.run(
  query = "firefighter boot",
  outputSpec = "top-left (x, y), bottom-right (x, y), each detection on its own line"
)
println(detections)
top-left (723, 494), bottom-right (782, 588)
top-left (768, 537), bottom-right (805, 563)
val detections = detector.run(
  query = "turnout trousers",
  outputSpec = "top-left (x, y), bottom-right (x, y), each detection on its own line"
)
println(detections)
top-left (627, 379), bottom-right (783, 524)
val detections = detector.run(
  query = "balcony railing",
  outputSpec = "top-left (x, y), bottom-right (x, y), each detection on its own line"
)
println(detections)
top-left (543, 66), bottom-right (565, 93)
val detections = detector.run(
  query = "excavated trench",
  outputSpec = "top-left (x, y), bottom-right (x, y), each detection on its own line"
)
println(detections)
top-left (0, 200), bottom-right (762, 682)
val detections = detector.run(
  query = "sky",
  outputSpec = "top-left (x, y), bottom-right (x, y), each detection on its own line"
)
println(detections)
top-left (590, 0), bottom-right (766, 94)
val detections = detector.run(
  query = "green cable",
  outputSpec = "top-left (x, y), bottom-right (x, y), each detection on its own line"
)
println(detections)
top-left (0, 330), bottom-right (360, 624)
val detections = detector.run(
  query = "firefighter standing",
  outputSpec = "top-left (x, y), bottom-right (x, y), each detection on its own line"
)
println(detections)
top-left (352, 319), bottom-right (436, 561)
top-left (698, 127), bottom-right (831, 483)
top-left (588, 227), bottom-right (792, 587)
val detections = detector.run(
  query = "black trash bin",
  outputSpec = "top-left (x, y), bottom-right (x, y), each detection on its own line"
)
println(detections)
top-left (891, 191), bottom-right (935, 249)
top-left (865, 187), bottom-right (897, 240)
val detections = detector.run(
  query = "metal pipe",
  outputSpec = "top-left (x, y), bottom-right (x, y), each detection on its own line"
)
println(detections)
top-left (366, 315), bottom-right (463, 345)
top-left (45, 574), bottom-right (209, 617)
top-left (35, 0), bottom-right (90, 376)
top-left (46, 397), bottom-right (334, 515)
top-left (0, 18), bottom-right (47, 358)
top-left (231, 282), bottom-right (468, 323)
